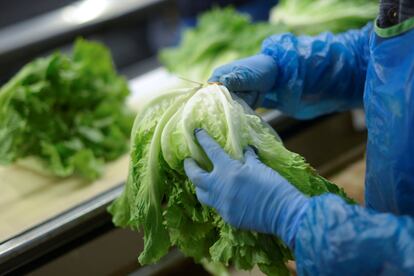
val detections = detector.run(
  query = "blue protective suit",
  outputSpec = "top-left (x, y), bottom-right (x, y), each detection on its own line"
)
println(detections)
top-left (261, 23), bottom-right (414, 274)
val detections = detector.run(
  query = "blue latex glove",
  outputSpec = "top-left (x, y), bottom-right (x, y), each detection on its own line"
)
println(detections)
top-left (208, 54), bottom-right (278, 108)
top-left (184, 129), bottom-right (309, 248)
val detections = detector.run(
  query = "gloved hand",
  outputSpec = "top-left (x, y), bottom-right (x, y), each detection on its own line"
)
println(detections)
top-left (208, 54), bottom-right (277, 108)
top-left (184, 129), bottom-right (310, 249)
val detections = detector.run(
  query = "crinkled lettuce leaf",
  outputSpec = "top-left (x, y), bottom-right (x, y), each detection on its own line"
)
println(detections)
top-left (109, 85), bottom-right (351, 275)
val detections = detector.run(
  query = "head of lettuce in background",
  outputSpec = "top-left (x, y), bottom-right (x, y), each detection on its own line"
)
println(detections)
top-left (270, 0), bottom-right (378, 35)
top-left (159, 7), bottom-right (287, 82)
top-left (0, 39), bottom-right (134, 180)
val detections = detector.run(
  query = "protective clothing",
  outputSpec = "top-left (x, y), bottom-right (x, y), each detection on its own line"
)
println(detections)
top-left (184, 129), bottom-right (310, 248)
top-left (196, 19), bottom-right (414, 274)
top-left (296, 194), bottom-right (414, 275)
top-left (267, 22), bottom-right (414, 274)
top-left (364, 25), bottom-right (414, 216)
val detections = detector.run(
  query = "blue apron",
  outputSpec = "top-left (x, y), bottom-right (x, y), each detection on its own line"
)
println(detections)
top-left (364, 25), bottom-right (414, 216)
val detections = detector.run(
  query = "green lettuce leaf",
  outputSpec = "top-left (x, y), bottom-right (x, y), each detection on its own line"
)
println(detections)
top-left (109, 85), bottom-right (351, 275)
top-left (270, 0), bottom-right (378, 35)
top-left (0, 39), bottom-right (134, 180)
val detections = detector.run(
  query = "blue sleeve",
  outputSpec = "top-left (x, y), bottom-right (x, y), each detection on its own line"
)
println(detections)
top-left (261, 23), bottom-right (372, 119)
top-left (295, 194), bottom-right (414, 275)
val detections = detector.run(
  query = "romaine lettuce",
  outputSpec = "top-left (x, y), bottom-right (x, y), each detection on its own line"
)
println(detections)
top-left (109, 85), bottom-right (350, 275)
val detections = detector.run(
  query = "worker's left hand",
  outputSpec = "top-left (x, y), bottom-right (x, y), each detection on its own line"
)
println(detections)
top-left (184, 129), bottom-right (310, 249)
top-left (208, 54), bottom-right (277, 108)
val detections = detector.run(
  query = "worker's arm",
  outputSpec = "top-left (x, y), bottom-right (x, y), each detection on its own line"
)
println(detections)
top-left (209, 23), bottom-right (372, 119)
top-left (185, 129), bottom-right (414, 275)
top-left (296, 194), bottom-right (414, 275)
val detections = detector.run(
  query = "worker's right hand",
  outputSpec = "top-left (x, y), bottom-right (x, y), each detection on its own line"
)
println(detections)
top-left (208, 54), bottom-right (277, 108)
top-left (184, 129), bottom-right (310, 249)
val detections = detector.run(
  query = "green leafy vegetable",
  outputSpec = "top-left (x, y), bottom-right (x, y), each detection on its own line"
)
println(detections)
top-left (0, 39), bottom-right (134, 180)
top-left (270, 0), bottom-right (378, 35)
top-left (159, 8), bottom-right (287, 82)
top-left (109, 85), bottom-right (351, 275)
